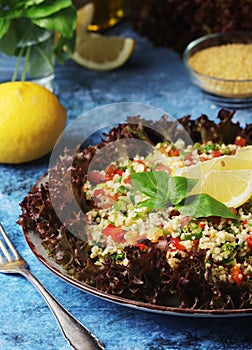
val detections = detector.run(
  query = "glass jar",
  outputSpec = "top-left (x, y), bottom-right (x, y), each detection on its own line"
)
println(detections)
top-left (0, 27), bottom-right (55, 91)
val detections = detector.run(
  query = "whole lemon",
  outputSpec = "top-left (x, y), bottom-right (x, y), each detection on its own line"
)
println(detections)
top-left (0, 81), bottom-right (67, 164)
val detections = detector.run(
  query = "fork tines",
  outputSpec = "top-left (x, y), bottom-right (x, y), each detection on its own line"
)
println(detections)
top-left (0, 223), bottom-right (20, 263)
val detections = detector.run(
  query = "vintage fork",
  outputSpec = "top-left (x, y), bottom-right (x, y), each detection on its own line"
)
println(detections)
top-left (0, 223), bottom-right (105, 350)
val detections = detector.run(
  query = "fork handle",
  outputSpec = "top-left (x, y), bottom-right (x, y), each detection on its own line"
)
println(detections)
top-left (19, 269), bottom-right (105, 350)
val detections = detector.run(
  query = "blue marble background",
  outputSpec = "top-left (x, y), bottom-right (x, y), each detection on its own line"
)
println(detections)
top-left (0, 22), bottom-right (252, 350)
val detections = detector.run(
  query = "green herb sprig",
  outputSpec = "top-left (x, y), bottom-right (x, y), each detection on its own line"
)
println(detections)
top-left (131, 171), bottom-right (237, 220)
top-left (0, 0), bottom-right (76, 80)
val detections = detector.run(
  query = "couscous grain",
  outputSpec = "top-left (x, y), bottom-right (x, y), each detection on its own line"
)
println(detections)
top-left (188, 43), bottom-right (252, 97)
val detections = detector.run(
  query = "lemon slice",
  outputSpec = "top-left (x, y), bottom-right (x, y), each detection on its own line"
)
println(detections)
top-left (235, 145), bottom-right (252, 160)
top-left (73, 31), bottom-right (135, 71)
top-left (73, 3), bottom-right (135, 71)
top-left (76, 3), bottom-right (95, 34)
top-left (178, 147), bottom-right (252, 208)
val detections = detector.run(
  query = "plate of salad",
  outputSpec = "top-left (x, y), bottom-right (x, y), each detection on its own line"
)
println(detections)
top-left (18, 104), bottom-right (252, 316)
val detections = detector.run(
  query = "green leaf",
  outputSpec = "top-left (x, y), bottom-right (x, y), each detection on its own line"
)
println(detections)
top-left (176, 193), bottom-right (237, 220)
top-left (2, 0), bottom-right (26, 8)
top-left (165, 176), bottom-right (198, 205)
top-left (131, 171), bottom-right (198, 207)
top-left (0, 9), bottom-right (23, 19)
top-left (0, 0), bottom-right (76, 68)
top-left (131, 172), bottom-right (159, 198)
top-left (24, 0), bottom-right (47, 7)
top-left (0, 21), bottom-right (17, 55)
top-left (53, 34), bottom-right (75, 63)
top-left (25, 0), bottom-right (72, 18)
top-left (11, 18), bottom-right (52, 48)
top-left (131, 171), bottom-right (238, 220)
top-left (0, 18), bottom-right (10, 38)
top-left (28, 34), bottom-right (54, 77)
top-left (137, 197), bottom-right (172, 210)
top-left (31, 6), bottom-right (76, 37)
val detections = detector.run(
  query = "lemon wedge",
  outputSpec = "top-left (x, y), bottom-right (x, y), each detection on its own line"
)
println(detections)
top-left (235, 145), bottom-right (252, 160)
top-left (177, 147), bottom-right (252, 208)
top-left (73, 32), bottom-right (135, 71)
top-left (76, 3), bottom-right (95, 34)
top-left (73, 2), bottom-right (135, 71)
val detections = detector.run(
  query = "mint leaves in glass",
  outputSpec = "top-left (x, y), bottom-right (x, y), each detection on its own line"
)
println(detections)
top-left (0, 0), bottom-right (76, 89)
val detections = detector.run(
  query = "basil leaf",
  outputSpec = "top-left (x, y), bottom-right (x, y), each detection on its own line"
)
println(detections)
top-left (176, 193), bottom-right (237, 220)
top-left (137, 197), bottom-right (172, 210)
top-left (24, 0), bottom-right (46, 7)
top-left (0, 9), bottom-right (23, 20)
top-left (137, 198), bottom-right (157, 209)
top-left (131, 171), bottom-right (237, 220)
top-left (166, 176), bottom-right (198, 205)
top-left (0, 21), bottom-right (19, 55)
top-left (13, 18), bottom-right (52, 47)
top-left (25, 0), bottom-right (72, 18)
top-left (28, 34), bottom-right (54, 77)
top-left (131, 172), bottom-right (159, 198)
top-left (131, 171), bottom-right (198, 207)
top-left (32, 6), bottom-right (76, 37)
top-left (53, 34), bottom-right (75, 63)
top-left (0, 18), bottom-right (11, 39)
top-left (0, 0), bottom-right (76, 72)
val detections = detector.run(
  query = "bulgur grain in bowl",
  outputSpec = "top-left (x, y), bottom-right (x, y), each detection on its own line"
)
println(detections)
top-left (183, 32), bottom-right (252, 106)
top-left (18, 109), bottom-right (252, 316)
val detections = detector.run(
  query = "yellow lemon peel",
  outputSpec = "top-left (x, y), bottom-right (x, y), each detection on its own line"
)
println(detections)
top-left (0, 81), bottom-right (66, 164)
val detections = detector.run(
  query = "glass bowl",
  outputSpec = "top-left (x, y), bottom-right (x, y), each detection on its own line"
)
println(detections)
top-left (183, 31), bottom-right (252, 107)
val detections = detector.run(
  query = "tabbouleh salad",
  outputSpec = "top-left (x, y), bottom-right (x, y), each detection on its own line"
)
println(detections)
top-left (19, 112), bottom-right (252, 310)
top-left (85, 139), bottom-right (251, 282)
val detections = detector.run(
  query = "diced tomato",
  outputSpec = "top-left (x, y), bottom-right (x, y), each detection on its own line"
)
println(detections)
top-left (102, 223), bottom-right (114, 235)
top-left (124, 175), bottom-right (132, 185)
top-left (88, 171), bottom-right (105, 184)
top-left (93, 189), bottom-right (105, 198)
top-left (180, 216), bottom-right (191, 227)
top-left (212, 150), bottom-right (222, 158)
top-left (131, 159), bottom-right (147, 171)
top-left (200, 155), bottom-right (209, 162)
top-left (168, 149), bottom-right (180, 157)
top-left (199, 223), bottom-right (205, 229)
top-left (102, 224), bottom-right (125, 243)
top-left (231, 265), bottom-right (244, 286)
top-left (246, 234), bottom-right (252, 248)
top-left (135, 243), bottom-right (148, 251)
top-left (92, 189), bottom-right (117, 209)
top-left (105, 164), bottom-right (117, 176)
top-left (105, 164), bottom-right (123, 181)
top-left (171, 237), bottom-right (186, 251)
top-left (117, 169), bottom-right (123, 176)
top-left (132, 159), bottom-right (146, 165)
top-left (192, 239), bottom-right (199, 248)
top-left (235, 136), bottom-right (246, 147)
top-left (184, 152), bottom-right (195, 165)
top-left (155, 164), bottom-right (172, 173)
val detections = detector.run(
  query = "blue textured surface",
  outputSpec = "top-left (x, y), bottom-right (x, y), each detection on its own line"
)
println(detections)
top-left (1, 23), bottom-right (252, 350)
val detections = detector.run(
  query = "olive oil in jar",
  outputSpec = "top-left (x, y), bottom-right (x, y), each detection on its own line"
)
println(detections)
top-left (88, 0), bottom-right (131, 32)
